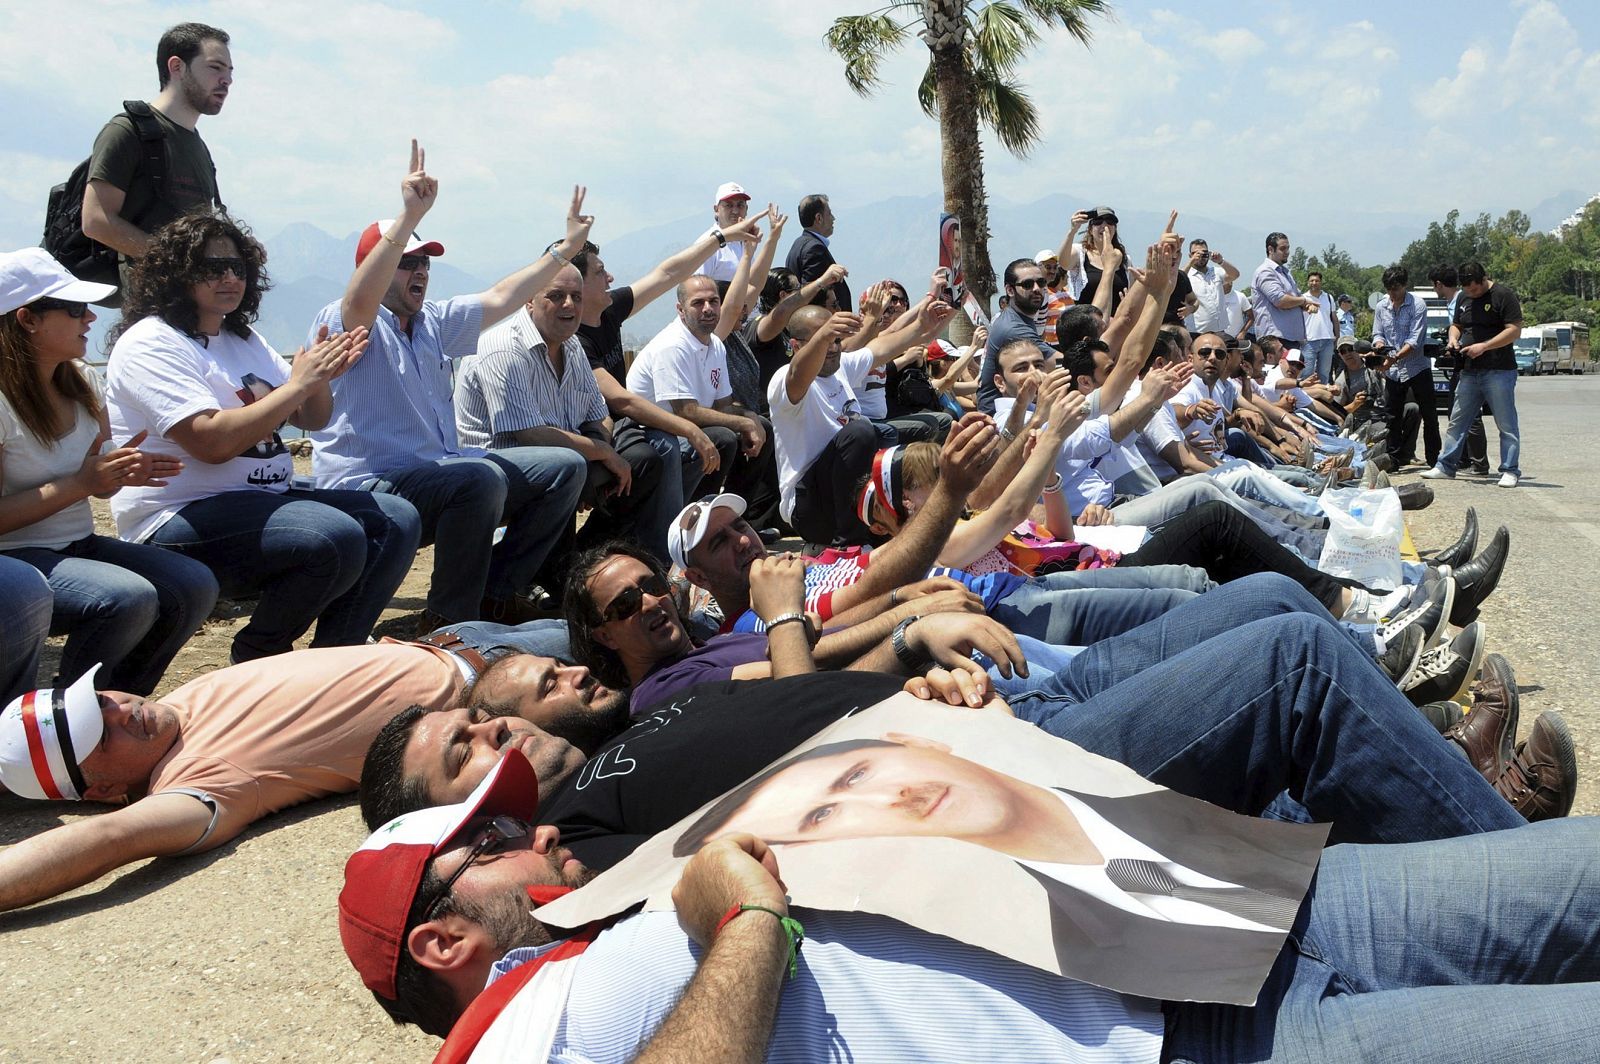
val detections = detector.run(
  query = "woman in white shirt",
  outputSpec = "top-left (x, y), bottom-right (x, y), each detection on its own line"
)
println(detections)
top-left (105, 213), bottom-right (421, 663)
top-left (0, 248), bottom-right (217, 693)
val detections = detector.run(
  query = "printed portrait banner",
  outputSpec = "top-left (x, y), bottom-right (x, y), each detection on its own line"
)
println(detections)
top-left (536, 695), bottom-right (1329, 1006)
top-left (938, 212), bottom-right (965, 306)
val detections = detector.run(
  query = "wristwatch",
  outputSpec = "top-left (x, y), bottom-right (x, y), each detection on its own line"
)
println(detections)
top-left (892, 616), bottom-right (931, 672)
top-left (711, 227), bottom-right (727, 249)
top-left (766, 611), bottom-right (818, 646)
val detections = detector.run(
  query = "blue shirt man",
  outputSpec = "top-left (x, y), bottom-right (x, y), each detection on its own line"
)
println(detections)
top-left (1249, 233), bottom-right (1317, 343)
top-left (1372, 289), bottom-right (1430, 383)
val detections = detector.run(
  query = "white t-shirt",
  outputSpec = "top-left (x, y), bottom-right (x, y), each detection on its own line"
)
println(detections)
top-left (1185, 264), bottom-right (1229, 335)
top-left (1261, 365), bottom-right (1313, 411)
top-left (837, 350), bottom-right (889, 420)
top-left (694, 242), bottom-right (746, 284)
top-left (1135, 398), bottom-right (1185, 482)
top-left (1173, 376), bottom-right (1237, 444)
top-left (1088, 382), bottom-right (1160, 497)
top-left (107, 317), bottom-right (295, 542)
top-left (627, 318), bottom-right (732, 413)
top-left (1221, 288), bottom-right (1247, 338)
top-left (1304, 292), bottom-right (1335, 342)
top-left (0, 366), bottom-right (102, 549)
top-left (767, 366), bottom-right (862, 522)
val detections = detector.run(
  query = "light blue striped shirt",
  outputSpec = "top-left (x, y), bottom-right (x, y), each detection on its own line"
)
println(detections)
top-left (1372, 292), bottom-right (1430, 383)
top-left (456, 307), bottom-right (607, 450)
top-left (491, 909), bottom-right (1163, 1063)
top-left (1250, 259), bottom-right (1306, 342)
top-left (309, 296), bottom-right (485, 489)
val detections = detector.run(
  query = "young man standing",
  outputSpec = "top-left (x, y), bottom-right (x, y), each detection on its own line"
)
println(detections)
top-left (1425, 262), bottom-right (1525, 488)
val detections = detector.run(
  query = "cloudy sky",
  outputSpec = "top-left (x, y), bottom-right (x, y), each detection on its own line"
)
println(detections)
top-left (3, 0), bottom-right (1598, 278)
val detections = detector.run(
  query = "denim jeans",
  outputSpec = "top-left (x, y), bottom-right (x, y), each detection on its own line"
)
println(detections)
top-left (1008, 574), bottom-right (1523, 845)
top-left (1301, 337), bottom-right (1335, 384)
top-left (990, 568), bottom-right (1203, 646)
top-left (435, 617), bottom-right (573, 663)
top-left (1207, 460), bottom-right (1324, 521)
top-left (4, 534), bottom-right (218, 695)
top-left (1165, 819), bottom-right (1600, 1062)
top-left (370, 447), bottom-right (585, 617)
top-left (1111, 476), bottom-right (1324, 559)
top-left (612, 423), bottom-right (703, 563)
top-left (150, 487), bottom-right (422, 661)
top-left (1436, 369), bottom-right (1520, 476)
top-left (0, 555), bottom-right (52, 702)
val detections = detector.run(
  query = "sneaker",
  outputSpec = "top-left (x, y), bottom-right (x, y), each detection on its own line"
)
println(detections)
top-left (1415, 699), bottom-right (1466, 735)
top-left (1497, 472), bottom-right (1520, 488)
top-left (1375, 623), bottom-right (1425, 687)
top-left (1419, 466), bottom-right (1455, 480)
top-left (1402, 621), bottom-right (1487, 706)
top-left (1493, 711), bottom-right (1579, 822)
top-left (1443, 652), bottom-right (1519, 782)
top-left (1375, 574), bottom-right (1454, 648)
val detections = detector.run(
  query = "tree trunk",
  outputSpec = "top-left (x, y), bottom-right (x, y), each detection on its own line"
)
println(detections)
top-left (925, 0), bottom-right (995, 319)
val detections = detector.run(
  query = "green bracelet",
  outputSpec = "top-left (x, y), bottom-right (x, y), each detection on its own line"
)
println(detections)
top-left (720, 903), bottom-right (806, 978)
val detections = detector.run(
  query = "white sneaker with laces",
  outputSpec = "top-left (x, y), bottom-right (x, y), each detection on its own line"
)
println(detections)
top-left (1497, 472), bottom-right (1520, 488)
top-left (1421, 466), bottom-right (1454, 480)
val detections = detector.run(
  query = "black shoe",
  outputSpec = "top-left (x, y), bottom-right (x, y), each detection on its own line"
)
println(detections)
top-left (1376, 623), bottom-right (1425, 687)
top-left (1366, 452), bottom-right (1395, 473)
top-left (1402, 621), bottom-right (1486, 706)
top-left (757, 527), bottom-right (783, 545)
top-left (1450, 526), bottom-right (1510, 626)
top-left (1470, 463), bottom-right (1491, 476)
top-left (1428, 507), bottom-right (1479, 570)
top-left (1415, 699), bottom-right (1466, 734)
top-left (1395, 482), bottom-right (1434, 511)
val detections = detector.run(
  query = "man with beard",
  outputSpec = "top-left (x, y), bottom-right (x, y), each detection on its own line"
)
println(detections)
top-left (976, 257), bottom-right (1057, 414)
top-left (82, 23), bottom-right (232, 279)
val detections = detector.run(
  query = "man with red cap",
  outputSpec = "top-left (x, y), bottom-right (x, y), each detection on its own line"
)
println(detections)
top-left (307, 141), bottom-right (593, 630)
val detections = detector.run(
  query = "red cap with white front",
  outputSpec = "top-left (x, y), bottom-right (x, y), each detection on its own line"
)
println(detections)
top-left (354, 219), bottom-right (447, 266)
top-left (338, 749), bottom-right (540, 1000)
top-left (0, 664), bottom-right (103, 801)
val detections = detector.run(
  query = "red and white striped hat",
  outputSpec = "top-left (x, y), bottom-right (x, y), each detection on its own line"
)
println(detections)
top-left (0, 664), bottom-right (103, 801)
top-left (339, 748), bottom-right (541, 1001)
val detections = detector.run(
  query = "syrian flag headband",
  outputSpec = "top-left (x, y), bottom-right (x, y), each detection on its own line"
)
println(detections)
top-left (857, 445), bottom-right (907, 527)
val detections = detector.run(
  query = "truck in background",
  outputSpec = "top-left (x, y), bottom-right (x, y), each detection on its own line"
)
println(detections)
top-left (1525, 322), bottom-right (1591, 374)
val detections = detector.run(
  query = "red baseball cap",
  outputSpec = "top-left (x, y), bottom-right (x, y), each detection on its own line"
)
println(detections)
top-left (338, 749), bottom-right (539, 1000)
top-left (354, 219), bottom-right (446, 266)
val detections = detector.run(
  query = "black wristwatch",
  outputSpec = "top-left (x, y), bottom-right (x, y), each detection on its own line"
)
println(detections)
top-left (892, 616), bottom-right (931, 672)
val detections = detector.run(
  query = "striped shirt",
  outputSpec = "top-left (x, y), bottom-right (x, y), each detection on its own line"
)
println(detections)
top-left (456, 307), bottom-right (607, 450)
top-left (1372, 292), bottom-right (1430, 383)
top-left (309, 297), bottom-right (486, 489)
top-left (500, 909), bottom-right (1163, 1064)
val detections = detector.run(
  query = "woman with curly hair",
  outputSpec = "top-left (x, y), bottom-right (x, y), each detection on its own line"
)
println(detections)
top-left (0, 248), bottom-right (217, 693)
top-left (105, 212), bottom-right (421, 662)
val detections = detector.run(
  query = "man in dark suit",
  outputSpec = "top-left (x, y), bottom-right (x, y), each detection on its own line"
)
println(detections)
top-left (785, 193), bottom-right (851, 311)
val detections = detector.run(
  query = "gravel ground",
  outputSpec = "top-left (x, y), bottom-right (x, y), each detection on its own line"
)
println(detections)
top-left (1, 378), bottom-right (1593, 1062)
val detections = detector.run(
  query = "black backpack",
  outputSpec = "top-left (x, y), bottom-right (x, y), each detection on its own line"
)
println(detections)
top-left (41, 100), bottom-right (171, 289)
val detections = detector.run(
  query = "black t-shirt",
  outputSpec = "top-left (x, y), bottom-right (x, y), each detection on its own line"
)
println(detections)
top-left (543, 671), bottom-right (904, 870)
top-left (743, 314), bottom-right (792, 395)
top-left (1452, 283), bottom-right (1522, 373)
top-left (1163, 270), bottom-right (1194, 326)
top-left (576, 285), bottom-right (636, 383)
top-left (1080, 258), bottom-right (1130, 316)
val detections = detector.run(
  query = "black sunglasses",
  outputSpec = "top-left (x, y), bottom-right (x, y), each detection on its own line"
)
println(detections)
top-left (600, 571), bottom-right (671, 624)
top-left (1011, 278), bottom-right (1046, 291)
top-left (424, 815), bottom-right (530, 922)
top-left (28, 297), bottom-right (90, 318)
top-left (1194, 347), bottom-right (1227, 359)
top-left (398, 255), bottom-right (431, 272)
top-left (199, 256), bottom-right (247, 282)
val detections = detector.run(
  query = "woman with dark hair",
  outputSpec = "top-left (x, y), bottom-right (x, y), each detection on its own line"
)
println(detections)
top-left (1065, 207), bottom-right (1130, 315)
top-left (105, 212), bottom-right (422, 663)
top-left (0, 248), bottom-right (217, 693)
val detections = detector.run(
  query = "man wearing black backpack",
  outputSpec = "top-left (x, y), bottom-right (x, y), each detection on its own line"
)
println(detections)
top-left (70, 24), bottom-right (230, 285)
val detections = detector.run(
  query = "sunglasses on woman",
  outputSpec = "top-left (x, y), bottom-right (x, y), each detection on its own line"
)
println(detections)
top-left (28, 297), bottom-right (90, 319)
top-left (600, 571), bottom-right (672, 623)
top-left (199, 256), bottom-right (248, 282)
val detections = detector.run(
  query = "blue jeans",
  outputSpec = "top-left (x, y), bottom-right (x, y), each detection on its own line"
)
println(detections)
top-left (1301, 337), bottom-right (1335, 384)
top-left (1112, 476), bottom-right (1324, 559)
top-left (434, 618), bottom-right (573, 662)
top-left (1436, 369), bottom-right (1520, 476)
top-left (990, 567), bottom-right (1206, 646)
top-left (4, 535), bottom-right (218, 695)
top-left (150, 487), bottom-right (421, 661)
top-left (1166, 819), bottom-right (1600, 1062)
top-left (0, 555), bottom-right (52, 702)
top-left (635, 427), bottom-right (706, 560)
top-left (1009, 575), bottom-right (1523, 845)
top-left (370, 448), bottom-right (585, 617)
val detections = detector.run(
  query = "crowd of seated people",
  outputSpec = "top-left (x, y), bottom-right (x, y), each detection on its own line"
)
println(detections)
top-left (0, 21), bottom-right (1582, 1064)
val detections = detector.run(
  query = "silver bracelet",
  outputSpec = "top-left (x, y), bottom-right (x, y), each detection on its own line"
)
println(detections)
top-left (548, 246), bottom-right (572, 267)
top-left (766, 611), bottom-right (807, 632)
top-left (1042, 473), bottom-right (1063, 494)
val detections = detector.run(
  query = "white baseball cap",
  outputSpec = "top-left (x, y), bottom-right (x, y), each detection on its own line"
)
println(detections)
top-left (0, 248), bottom-right (117, 315)
top-left (0, 664), bottom-right (104, 800)
top-left (668, 493), bottom-right (747, 570)
top-left (1034, 249), bottom-right (1059, 264)
top-left (714, 182), bottom-right (750, 204)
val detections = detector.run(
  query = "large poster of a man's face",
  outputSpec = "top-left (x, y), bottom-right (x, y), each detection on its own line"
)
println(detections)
top-left (536, 696), bottom-right (1327, 1005)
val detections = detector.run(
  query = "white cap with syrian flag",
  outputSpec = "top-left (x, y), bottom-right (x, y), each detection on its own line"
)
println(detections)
top-left (0, 664), bottom-right (103, 800)
top-left (339, 749), bottom-right (541, 1001)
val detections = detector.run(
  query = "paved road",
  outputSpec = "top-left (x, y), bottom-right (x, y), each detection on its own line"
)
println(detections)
top-left (1400, 374), bottom-right (1600, 814)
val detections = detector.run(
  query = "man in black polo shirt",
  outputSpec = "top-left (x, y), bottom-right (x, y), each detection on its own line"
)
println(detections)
top-left (1424, 261), bottom-right (1525, 488)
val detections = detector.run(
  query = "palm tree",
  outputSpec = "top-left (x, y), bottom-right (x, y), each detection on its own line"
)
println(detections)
top-left (826, 0), bottom-right (1110, 313)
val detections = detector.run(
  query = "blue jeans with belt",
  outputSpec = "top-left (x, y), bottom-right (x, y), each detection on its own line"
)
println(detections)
top-left (1436, 368), bottom-right (1520, 476)
top-left (149, 487), bottom-right (422, 661)
top-left (3, 534), bottom-right (219, 694)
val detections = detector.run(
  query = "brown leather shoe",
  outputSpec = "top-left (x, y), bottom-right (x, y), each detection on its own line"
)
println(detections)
top-left (1444, 652), bottom-right (1518, 781)
top-left (1493, 711), bottom-right (1578, 822)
